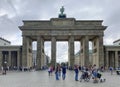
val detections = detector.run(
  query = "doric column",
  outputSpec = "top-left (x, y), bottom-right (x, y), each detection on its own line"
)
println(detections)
top-left (8, 51), bottom-right (11, 67)
top-left (115, 51), bottom-right (118, 68)
top-left (79, 41), bottom-right (81, 65)
top-left (28, 39), bottom-right (33, 68)
top-left (17, 51), bottom-right (20, 68)
top-left (22, 36), bottom-right (28, 67)
top-left (98, 36), bottom-right (104, 67)
top-left (84, 36), bottom-right (89, 66)
top-left (80, 36), bottom-right (89, 66)
top-left (106, 51), bottom-right (109, 69)
top-left (41, 39), bottom-right (44, 68)
top-left (68, 36), bottom-right (74, 67)
top-left (109, 51), bottom-right (112, 67)
top-left (51, 36), bottom-right (56, 66)
top-left (0, 50), bottom-right (2, 67)
top-left (111, 52), bottom-right (115, 67)
top-left (36, 36), bottom-right (42, 70)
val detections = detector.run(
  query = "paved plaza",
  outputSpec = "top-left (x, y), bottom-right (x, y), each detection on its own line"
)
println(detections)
top-left (0, 70), bottom-right (120, 87)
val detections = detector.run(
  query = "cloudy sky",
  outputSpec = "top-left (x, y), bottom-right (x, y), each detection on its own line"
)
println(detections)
top-left (0, 0), bottom-right (120, 62)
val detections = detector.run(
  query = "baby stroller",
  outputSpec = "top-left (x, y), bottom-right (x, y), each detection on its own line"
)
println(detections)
top-left (80, 70), bottom-right (91, 82)
top-left (92, 72), bottom-right (105, 83)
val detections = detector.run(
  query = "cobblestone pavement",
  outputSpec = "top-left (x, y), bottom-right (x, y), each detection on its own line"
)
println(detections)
top-left (0, 70), bottom-right (120, 87)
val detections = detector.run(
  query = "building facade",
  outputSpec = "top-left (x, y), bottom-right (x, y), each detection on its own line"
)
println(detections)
top-left (0, 37), bottom-right (11, 46)
top-left (104, 45), bottom-right (120, 68)
top-left (75, 40), bottom-right (120, 68)
top-left (0, 37), bottom-right (22, 69)
top-left (0, 37), bottom-right (50, 69)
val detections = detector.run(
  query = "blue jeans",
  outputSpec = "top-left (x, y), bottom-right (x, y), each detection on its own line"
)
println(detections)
top-left (59, 71), bottom-right (61, 77)
top-left (62, 73), bottom-right (66, 80)
top-left (75, 73), bottom-right (78, 81)
top-left (55, 72), bottom-right (59, 80)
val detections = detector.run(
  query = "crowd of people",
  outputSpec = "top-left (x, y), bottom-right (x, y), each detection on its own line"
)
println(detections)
top-left (0, 62), bottom-right (117, 84)
top-left (48, 64), bottom-right (109, 83)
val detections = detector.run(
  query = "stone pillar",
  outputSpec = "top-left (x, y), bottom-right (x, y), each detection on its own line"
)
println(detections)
top-left (79, 41), bottom-right (81, 65)
top-left (41, 39), bottom-right (44, 68)
top-left (51, 36), bottom-right (56, 67)
top-left (22, 36), bottom-right (28, 67)
top-left (112, 52), bottom-right (115, 67)
top-left (22, 36), bottom-right (33, 69)
top-left (84, 36), bottom-right (89, 66)
top-left (106, 51), bottom-right (109, 69)
top-left (80, 36), bottom-right (89, 66)
top-left (68, 36), bottom-right (74, 67)
top-left (0, 50), bottom-right (2, 67)
top-left (115, 51), bottom-right (118, 68)
top-left (28, 39), bottom-right (33, 68)
top-left (109, 51), bottom-right (112, 67)
top-left (17, 51), bottom-right (20, 68)
top-left (98, 36), bottom-right (104, 67)
top-left (8, 51), bottom-right (11, 67)
top-left (36, 36), bottom-right (42, 70)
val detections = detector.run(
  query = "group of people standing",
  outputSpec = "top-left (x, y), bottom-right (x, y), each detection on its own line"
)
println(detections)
top-left (74, 64), bottom-right (105, 83)
top-left (49, 64), bottom-right (106, 83)
top-left (47, 64), bottom-right (119, 84)
top-left (48, 64), bottom-right (67, 80)
top-left (55, 64), bottom-right (66, 80)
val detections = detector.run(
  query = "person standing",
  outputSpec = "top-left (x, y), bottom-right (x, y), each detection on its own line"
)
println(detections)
top-left (62, 64), bottom-right (66, 80)
top-left (48, 66), bottom-right (51, 76)
top-left (74, 65), bottom-right (79, 81)
top-left (55, 66), bottom-right (59, 80)
top-left (58, 65), bottom-right (61, 77)
top-left (109, 66), bottom-right (113, 75)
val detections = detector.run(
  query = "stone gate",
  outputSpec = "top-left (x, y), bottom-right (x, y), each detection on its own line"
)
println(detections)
top-left (19, 17), bottom-right (107, 69)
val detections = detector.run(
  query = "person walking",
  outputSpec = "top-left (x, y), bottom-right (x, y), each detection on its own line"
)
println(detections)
top-left (58, 65), bottom-right (61, 77)
top-left (74, 65), bottom-right (79, 81)
top-left (109, 66), bottom-right (113, 75)
top-left (55, 66), bottom-right (59, 80)
top-left (48, 66), bottom-right (51, 76)
top-left (62, 64), bottom-right (66, 80)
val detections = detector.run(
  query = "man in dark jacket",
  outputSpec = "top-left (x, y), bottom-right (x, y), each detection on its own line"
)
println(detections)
top-left (62, 64), bottom-right (66, 80)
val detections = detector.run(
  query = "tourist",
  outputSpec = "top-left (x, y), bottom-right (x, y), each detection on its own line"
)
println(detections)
top-left (55, 66), bottom-right (59, 80)
top-left (74, 65), bottom-right (79, 81)
top-left (58, 65), bottom-right (61, 77)
top-left (109, 66), bottom-right (113, 75)
top-left (92, 64), bottom-right (98, 83)
top-left (62, 63), bottom-right (66, 80)
top-left (48, 66), bottom-right (51, 76)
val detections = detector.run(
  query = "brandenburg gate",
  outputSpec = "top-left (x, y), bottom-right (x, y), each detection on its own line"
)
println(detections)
top-left (19, 18), bottom-right (107, 69)
top-left (19, 7), bottom-right (107, 69)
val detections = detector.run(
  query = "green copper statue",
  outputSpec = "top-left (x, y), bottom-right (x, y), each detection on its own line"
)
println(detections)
top-left (60, 6), bottom-right (64, 15)
top-left (59, 6), bottom-right (66, 18)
